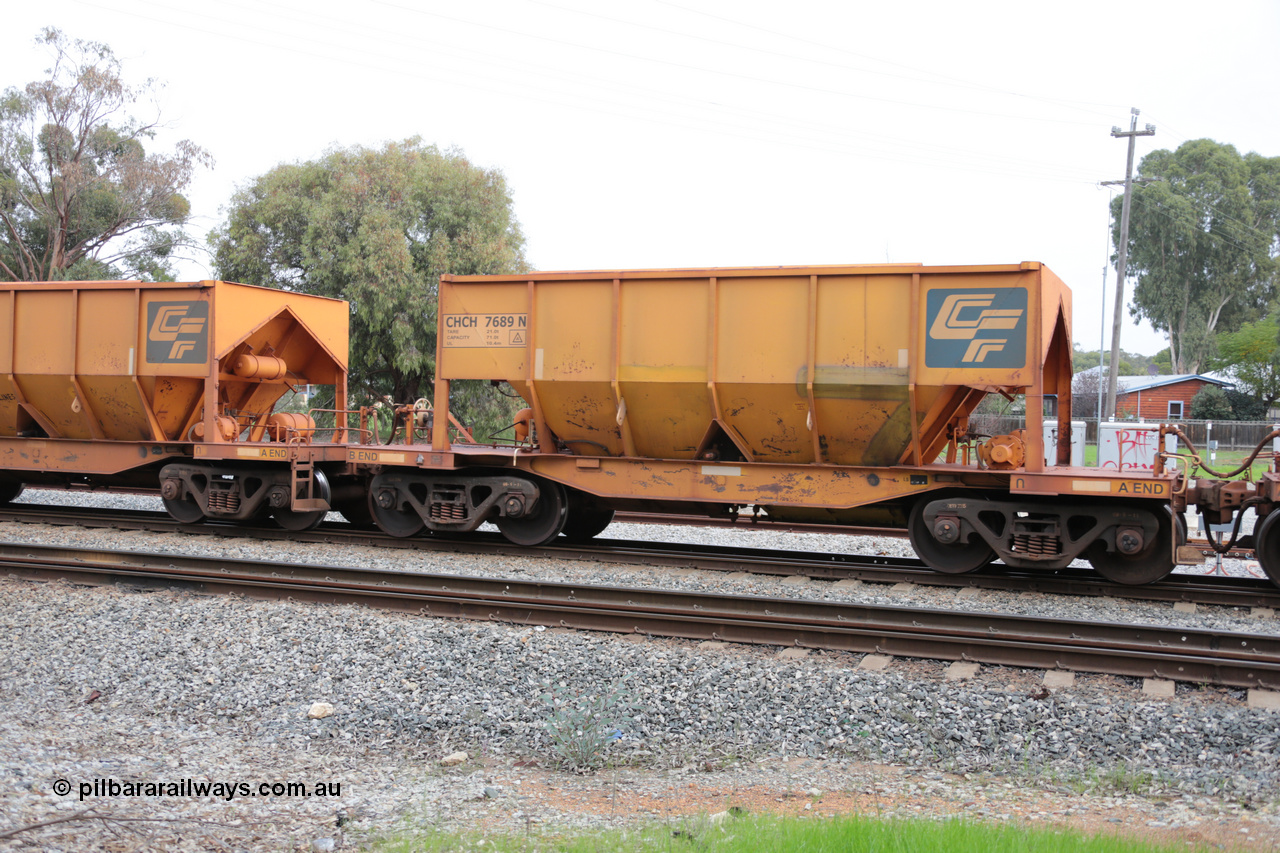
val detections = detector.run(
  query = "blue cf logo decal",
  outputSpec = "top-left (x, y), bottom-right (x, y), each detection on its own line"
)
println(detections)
top-left (146, 301), bottom-right (209, 364)
top-left (925, 288), bottom-right (1027, 368)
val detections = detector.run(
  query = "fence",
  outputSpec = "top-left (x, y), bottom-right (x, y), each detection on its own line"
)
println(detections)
top-left (967, 416), bottom-right (1278, 451)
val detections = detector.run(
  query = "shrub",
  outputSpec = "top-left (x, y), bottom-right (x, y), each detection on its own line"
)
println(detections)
top-left (1189, 385), bottom-right (1233, 421)
top-left (539, 683), bottom-right (638, 772)
top-left (1224, 389), bottom-right (1268, 421)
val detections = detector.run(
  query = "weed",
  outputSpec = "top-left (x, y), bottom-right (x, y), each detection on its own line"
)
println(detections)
top-left (539, 682), bottom-right (638, 772)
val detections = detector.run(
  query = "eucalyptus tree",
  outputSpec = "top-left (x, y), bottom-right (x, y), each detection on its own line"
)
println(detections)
top-left (1116, 139), bottom-right (1280, 373)
top-left (0, 28), bottom-right (211, 281)
top-left (211, 139), bottom-right (529, 436)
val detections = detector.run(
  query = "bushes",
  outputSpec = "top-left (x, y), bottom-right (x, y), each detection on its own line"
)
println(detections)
top-left (1189, 386), bottom-right (1234, 421)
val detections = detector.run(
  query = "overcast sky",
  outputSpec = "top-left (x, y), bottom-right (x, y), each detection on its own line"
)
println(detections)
top-left (3, 0), bottom-right (1277, 358)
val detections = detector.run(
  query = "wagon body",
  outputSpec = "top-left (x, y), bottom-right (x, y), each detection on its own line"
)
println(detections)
top-left (0, 280), bottom-right (347, 445)
top-left (436, 262), bottom-right (1073, 472)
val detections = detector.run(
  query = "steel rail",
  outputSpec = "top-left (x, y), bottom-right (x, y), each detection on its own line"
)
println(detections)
top-left (613, 511), bottom-right (910, 538)
top-left (3, 503), bottom-right (1278, 609)
top-left (3, 542), bottom-right (1278, 690)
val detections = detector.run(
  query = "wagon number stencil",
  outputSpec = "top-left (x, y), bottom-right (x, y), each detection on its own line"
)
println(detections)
top-left (442, 313), bottom-right (528, 348)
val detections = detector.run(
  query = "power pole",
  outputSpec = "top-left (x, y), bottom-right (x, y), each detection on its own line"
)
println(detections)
top-left (1103, 108), bottom-right (1156, 421)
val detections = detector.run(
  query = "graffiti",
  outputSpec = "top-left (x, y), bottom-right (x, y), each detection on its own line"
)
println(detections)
top-left (1100, 428), bottom-right (1156, 471)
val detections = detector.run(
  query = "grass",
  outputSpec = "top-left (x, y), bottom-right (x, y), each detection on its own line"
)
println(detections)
top-left (1177, 448), bottom-right (1273, 480)
top-left (1081, 444), bottom-right (1274, 480)
top-left (363, 812), bottom-right (1215, 853)
top-left (1055, 765), bottom-right (1161, 798)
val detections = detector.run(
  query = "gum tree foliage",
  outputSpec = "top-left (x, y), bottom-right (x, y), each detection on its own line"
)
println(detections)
top-left (210, 139), bottom-right (529, 436)
top-left (1116, 139), bottom-right (1280, 374)
top-left (0, 28), bottom-right (211, 281)
top-left (1210, 314), bottom-right (1280, 409)
top-left (1071, 343), bottom-right (1156, 375)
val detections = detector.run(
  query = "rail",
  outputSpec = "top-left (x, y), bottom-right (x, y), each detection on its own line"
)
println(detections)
top-left (2, 502), bottom-right (1278, 610)
top-left (6, 542), bottom-right (1278, 689)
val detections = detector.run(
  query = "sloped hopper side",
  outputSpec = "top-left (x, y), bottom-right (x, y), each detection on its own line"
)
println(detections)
top-left (0, 281), bottom-right (348, 443)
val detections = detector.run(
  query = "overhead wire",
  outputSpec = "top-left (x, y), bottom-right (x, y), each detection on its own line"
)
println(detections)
top-left (525, 0), bottom-right (1123, 121)
top-left (65, 0), bottom-right (1111, 184)
top-left (358, 0), bottom-right (1120, 128)
top-left (1092, 110), bottom-right (1278, 253)
top-left (647, 0), bottom-right (1131, 118)
top-left (1124, 192), bottom-right (1266, 257)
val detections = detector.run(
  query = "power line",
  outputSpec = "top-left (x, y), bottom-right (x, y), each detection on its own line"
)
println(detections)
top-left (527, 0), bottom-right (1123, 122)
top-left (356, 0), bottom-right (1124, 128)
top-left (64, 0), bottom-right (1112, 185)
top-left (648, 0), bottom-right (1131, 118)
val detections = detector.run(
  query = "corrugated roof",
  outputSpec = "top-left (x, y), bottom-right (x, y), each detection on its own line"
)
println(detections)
top-left (1107, 373), bottom-right (1232, 394)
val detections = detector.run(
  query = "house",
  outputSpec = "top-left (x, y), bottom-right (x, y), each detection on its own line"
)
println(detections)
top-left (1110, 374), bottom-right (1233, 420)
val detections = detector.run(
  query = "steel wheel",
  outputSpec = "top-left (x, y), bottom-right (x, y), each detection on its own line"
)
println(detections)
top-left (908, 497), bottom-right (995, 574)
top-left (369, 476), bottom-right (425, 538)
top-left (273, 470), bottom-right (331, 532)
top-left (497, 479), bottom-right (568, 546)
top-left (163, 495), bottom-right (205, 524)
top-left (561, 491), bottom-right (614, 542)
top-left (0, 481), bottom-right (24, 504)
top-left (1088, 505), bottom-right (1175, 586)
top-left (1254, 510), bottom-right (1280, 587)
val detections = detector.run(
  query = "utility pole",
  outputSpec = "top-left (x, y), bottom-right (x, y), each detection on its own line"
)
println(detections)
top-left (1102, 108), bottom-right (1155, 421)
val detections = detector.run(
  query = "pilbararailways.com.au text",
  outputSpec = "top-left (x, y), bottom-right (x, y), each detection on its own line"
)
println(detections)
top-left (55, 778), bottom-right (342, 802)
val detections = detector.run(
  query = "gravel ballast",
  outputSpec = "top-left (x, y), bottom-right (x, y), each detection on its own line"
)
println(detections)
top-left (1, 490), bottom-right (1278, 851)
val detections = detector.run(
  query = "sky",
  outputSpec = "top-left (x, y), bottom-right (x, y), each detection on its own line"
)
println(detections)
top-left (2, 0), bottom-right (1277, 358)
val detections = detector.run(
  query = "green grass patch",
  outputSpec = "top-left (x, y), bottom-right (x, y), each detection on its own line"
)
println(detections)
top-left (363, 811), bottom-right (1210, 853)
top-left (1178, 448), bottom-right (1273, 480)
top-left (1082, 444), bottom-right (1273, 480)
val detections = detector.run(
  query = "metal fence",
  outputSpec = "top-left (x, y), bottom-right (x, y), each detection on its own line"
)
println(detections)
top-left (968, 416), bottom-right (1278, 450)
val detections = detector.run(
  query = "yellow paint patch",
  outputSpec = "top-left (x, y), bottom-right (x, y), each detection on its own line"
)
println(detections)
top-left (1072, 478), bottom-right (1167, 496)
top-left (348, 449), bottom-right (406, 464)
top-left (235, 446), bottom-right (290, 460)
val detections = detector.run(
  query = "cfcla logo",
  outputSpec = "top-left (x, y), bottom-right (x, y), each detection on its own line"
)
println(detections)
top-left (925, 288), bottom-right (1027, 369)
top-left (146, 302), bottom-right (209, 364)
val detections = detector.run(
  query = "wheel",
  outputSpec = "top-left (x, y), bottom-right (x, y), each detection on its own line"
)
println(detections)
top-left (561, 491), bottom-right (614, 542)
top-left (907, 496), bottom-right (995, 574)
top-left (369, 476), bottom-right (426, 538)
top-left (273, 470), bottom-right (331, 532)
top-left (497, 479), bottom-right (568, 546)
top-left (1253, 510), bottom-right (1280, 587)
top-left (1088, 505), bottom-right (1175, 585)
top-left (0, 481), bottom-right (24, 504)
top-left (163, 495), bottom-right (204, 524)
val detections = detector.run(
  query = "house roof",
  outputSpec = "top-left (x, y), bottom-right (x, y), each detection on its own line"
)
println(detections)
top-left (1111, 374), bottom-right (1233, 394)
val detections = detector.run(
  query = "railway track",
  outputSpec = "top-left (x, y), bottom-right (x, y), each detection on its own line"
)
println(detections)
top-left (3, 502), bottom-right (1279, 610)
top-left (4, 541), bottom-right (1278, 690)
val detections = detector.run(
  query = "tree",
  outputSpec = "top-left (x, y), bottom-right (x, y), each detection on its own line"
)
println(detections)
top-left (1224, 388), bottom-right (1268, 421)
top-left (1210, 314), bottom-right (1280, 408)
top-left (0, 28), bottom-right (211, 281)
top-left (1117, 139), bottom-right (1280, 373)
top-left (1071, 344), bottom-right (1138, 376)
top-left (210, 138), bottom-right (529, 434)
top-left (1072, 370), bottom-right (1126, 419)
top-left (1190, 385), bottom-right (1233, 421)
